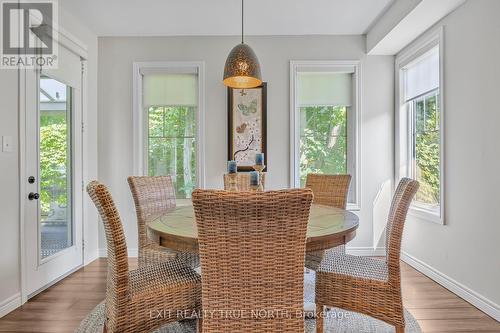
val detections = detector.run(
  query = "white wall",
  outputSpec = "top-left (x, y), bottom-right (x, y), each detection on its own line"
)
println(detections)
top-left (0, 65), bottom-right (21, 313)
top-left (97, 35), bottom-right (394, 253)
top-left (402, 0), bottom-right (500, 318)
top-left (0, 5), bottom-right (99, 315)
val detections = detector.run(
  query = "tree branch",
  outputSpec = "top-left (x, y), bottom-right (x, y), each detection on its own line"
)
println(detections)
top-left (233, 135), bottom-right (255, 160)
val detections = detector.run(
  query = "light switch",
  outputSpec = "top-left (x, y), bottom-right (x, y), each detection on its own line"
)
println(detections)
top-left (2, 136), bottom-right (13, 152)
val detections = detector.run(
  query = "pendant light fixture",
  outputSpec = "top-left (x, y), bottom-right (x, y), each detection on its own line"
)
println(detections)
top-left (223, 0), bottom-right (262, 89)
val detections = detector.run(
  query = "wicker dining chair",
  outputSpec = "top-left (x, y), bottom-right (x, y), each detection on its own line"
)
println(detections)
top-left (87, 181), bottom-right (202, 333)
top-left (128, 176), bottom-right (200, 269)
top-left (223, 172), bottom-right (266, 191)
top-left (192, 189), bottom-right (313, 333)
top-left (315, 178), bottom-right (419, 333)
top-left (304, 173), bottom-right (351, 270)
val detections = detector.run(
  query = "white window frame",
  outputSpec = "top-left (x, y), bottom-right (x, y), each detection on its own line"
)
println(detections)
top-left (289, 60), bottom-right (361, 210)
top-left (395, 27), bottom-right (445, 224)
top-left (132, 61), bottom-right (206, 189)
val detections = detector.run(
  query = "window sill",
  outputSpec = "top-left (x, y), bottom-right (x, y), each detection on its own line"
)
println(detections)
top-left (408, 204), bottom-right (443, 225)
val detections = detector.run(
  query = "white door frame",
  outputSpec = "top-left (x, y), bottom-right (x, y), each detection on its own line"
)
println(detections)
top-left (19, 27), bottom-right (89, 303)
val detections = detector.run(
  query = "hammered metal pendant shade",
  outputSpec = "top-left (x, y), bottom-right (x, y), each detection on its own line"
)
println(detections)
top-left (223, 43), bottom-right (262, 89)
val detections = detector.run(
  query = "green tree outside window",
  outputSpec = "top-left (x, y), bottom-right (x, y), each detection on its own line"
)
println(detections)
top-left (299, 105), bottom-right (347, 187)
top-left (39, 112), bottom-right (70, 218)
top-left (148, 106), bottom-right (196, 199)
top-left (412, 91), bottom-right (440, 206)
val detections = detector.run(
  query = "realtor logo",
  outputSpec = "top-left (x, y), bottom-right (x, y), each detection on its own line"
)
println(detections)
top-left (1, 0), bottom-right (58, 68)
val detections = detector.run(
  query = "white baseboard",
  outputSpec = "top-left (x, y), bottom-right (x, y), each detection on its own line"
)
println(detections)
top-left (0, 293), bottom-right (22, 318)
top-left (346, 246), bottom-right (386, 256)
top-left (84, 248), bottom-right (99, 265)
top-left (401, 251), bottom-right (500, 322)
top-left (98, 248), bottom-right (138, 258)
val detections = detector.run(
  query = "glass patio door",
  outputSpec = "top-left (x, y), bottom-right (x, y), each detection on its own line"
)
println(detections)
top-left (38, 75), bottom-right (73, 259)
top-left (24, 44), bottom-right (84, 297)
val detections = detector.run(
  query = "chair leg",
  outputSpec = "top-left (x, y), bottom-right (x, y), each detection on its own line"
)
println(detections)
top-left (197, 317), bottom-right (203, 333)
top-left (316, 304), bottom-right (323, 333)
top-left (395, 325), bottom-right (405, 333)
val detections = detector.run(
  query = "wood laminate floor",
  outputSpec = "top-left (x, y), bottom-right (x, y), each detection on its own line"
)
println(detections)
top-left (0, 259), bottom-right (498, 332)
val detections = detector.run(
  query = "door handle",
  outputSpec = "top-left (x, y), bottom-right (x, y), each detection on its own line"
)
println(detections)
top-left (28, 192), bottom-right (40, 200)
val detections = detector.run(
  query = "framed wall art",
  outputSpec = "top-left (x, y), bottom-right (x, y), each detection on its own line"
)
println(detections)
top-left (228, 83), bottom-right (267, 171)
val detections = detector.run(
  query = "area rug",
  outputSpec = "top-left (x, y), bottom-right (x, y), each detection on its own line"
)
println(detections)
top-left (76, 271), bottom-right (421, 333)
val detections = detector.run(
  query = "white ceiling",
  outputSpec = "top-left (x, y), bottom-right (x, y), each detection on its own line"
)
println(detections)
top-left (59, 0), bottom-right (394, 36)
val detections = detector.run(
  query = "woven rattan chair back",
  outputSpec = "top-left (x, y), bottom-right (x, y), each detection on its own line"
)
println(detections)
top-left (223, 172), bottom-right (266, 191)
top-left (128, 176), bottom-right (176, 250)
top-left (88, 181), bottom-right (202, 333)
top-left (305, 174), bottom-right (351, 209)
top-left (385, 178), bottom-right (420, 282)
top-left (192, 189), bottom-right (313, 333)
top-left (303, 174), bottom-right (351, 269)
top-left (86, 181), bottom-right (129, 326)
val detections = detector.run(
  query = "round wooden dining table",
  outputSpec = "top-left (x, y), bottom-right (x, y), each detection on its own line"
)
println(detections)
top-left (147, 204), bottom-right (359, 255)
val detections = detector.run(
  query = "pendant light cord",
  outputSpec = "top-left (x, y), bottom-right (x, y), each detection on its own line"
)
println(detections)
top-left (241, 0), bottom-right (244, 44)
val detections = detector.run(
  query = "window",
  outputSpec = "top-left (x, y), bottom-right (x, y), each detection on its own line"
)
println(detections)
top-left (134, 63), bottom-right (205, 199)
top-left (290, 61), bottom-right (360, 208)
top-left (409, 89), bottom-right (440, 206)
top-left (147, 104), bottom-right (196, 198)
top-left (300, 105), bottom-right (348, 184)
top-left (396, 29), bottom-right (444, 223)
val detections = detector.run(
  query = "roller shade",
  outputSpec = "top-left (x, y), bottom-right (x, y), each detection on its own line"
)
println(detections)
top-left (297, 72), bottom-right (352, 107)
top-left (143, 73), bottom-right (197, 107)
top-left (404, 46), bottom-right (439, 102)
